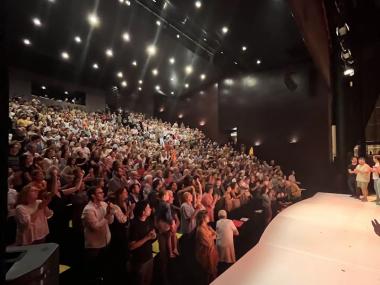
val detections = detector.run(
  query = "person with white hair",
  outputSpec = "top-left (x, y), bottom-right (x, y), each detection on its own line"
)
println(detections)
top-left (216, 209), bottom-right (239, 272)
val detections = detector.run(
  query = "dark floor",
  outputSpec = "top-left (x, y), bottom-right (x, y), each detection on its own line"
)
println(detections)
top-left (59, 199), bottom-right (266, 285)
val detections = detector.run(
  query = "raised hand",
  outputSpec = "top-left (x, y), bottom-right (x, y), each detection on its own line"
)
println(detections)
top-left (372, 219), bottom-right (380, 237)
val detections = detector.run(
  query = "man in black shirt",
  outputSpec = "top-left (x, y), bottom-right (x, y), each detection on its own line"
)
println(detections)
top-left (347, 156), bottom-right (359, 198)
top-left (129, 200), bottom-right (156, 285)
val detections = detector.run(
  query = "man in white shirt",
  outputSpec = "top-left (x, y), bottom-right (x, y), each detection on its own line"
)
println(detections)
top-left (82, 186), bottom-right (114, 283)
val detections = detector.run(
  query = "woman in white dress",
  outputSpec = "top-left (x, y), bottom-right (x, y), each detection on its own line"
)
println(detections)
top-left (216, 210), bottom-right (239, 266)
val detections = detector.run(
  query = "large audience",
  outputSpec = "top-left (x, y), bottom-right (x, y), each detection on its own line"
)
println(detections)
top-left (7, 97), bottom-right (303, 285)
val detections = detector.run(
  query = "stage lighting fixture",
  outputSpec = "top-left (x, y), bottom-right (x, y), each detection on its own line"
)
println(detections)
top-left (132, 60), bottom-right (137, 66)
top-left (199, 120), bottom-right (206, 126)
top-left (92, 63), bottom-right (99, 69)
top-left (121, 81), bottom-right (127, 87)
top-left (184, 83), bottom-right (189, 88)
top-left (336, 23), bottom-right (349, 37)
top-left (32, 17), bottom-right (42, 27)
top-left (23, 38), bottom-right (31, 46)
top-left (146, 45), bottom-right (157, 56)
top-left (138, 87), bottom-right (142, 91)
top-left (200, 74), bottom-right (206, 80)
top-left (61, 51), bottom-right (70, 60)
top-left (138, 80), bottom-right (143, 84)
top-left (178, 113), bottom-right (183, 118)
top-left (74, 36), bottom-right (82, 43)
top-left (195, 1), bottom-right (202, 9)
top-left (156, 20), bottom-right (161, 26)
top-left (257, 59), bottom-right (261, 65)
top-left (105, 49), bottom-right (113, 57)
top-left (242, 46), bottom-right (247, 51)
top-left (169, 57), bottom-right (175, 64)
top-left (171, 91), bottom-right (175, 95)
top-left (155, 85), bottom-right (160, 91)
top-left (222, 26), bottom-right (228, 34)
top-left (343, 66), bottom-right (354, 77)
top-left (341, 49), bottom-right (354, 64)
top-left (185, 65), bottom-right (193, 74)
top-left (176, 34), bottom-right (180, 39)
top-left (152, 69), bottom-right (158, 76)
top-left (117, 71), bottom-right (123, 78)
top-left (64, 91), bottom-right (69, 94)
top-left (41, 86), bottom-right (46, 90)
top-left (122, 32), bottom-right (130, 42)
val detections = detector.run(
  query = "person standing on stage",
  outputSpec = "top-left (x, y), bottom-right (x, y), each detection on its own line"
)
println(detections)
top-left (347, 157), bottom-right (359, 198)
top-left (372, 155), bottom-right (380, 205)
top-left (354, 157), bottom-right (371, 202)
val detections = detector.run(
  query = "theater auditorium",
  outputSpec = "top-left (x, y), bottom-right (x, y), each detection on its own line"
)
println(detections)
top-left (1, 1), bottom-right (380, 285)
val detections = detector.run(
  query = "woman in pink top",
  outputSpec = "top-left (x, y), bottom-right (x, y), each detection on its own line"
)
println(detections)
top-left (15, 185), bottom-right (53, 245)
top-left (201, 185), bottom-right (219, 222)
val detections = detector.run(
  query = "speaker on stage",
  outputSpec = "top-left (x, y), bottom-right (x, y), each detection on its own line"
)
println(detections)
top-left (5, 243), bottom-right (59, 285)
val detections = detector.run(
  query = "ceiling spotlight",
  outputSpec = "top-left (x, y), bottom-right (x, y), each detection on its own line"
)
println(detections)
top-left (41, 86), bottom-right (46, 90)
top-left (171, 91), bottom-right (175, 95)
top-left (199, 120), bottom-right (206, 126)
top-left (119, 0), bottom-right (124, 3)
top-left (92, 63), bottom-right (99, 69)
top-left (152, 68), bottom-right (158, 76)
top-left (117, 71), bottom-right (123, 78)
top-left (159, 107), bottom-right (164, 112)
top-left (138, 80), bottom-right (143, 84)
top-left (256, 59), bottom-right (261, 65)
top-left (343, 66), bottom-right (354, 77)
top-left (170, 77), bottom-right (174, 82)
top-left (132, 60), bottom-right (138, 66)
top-left (185, 65), bottom-right (193, 74)
top-left (169, 57), bottom-right (175, 64)
top-left (32, 17), bottom-right (42, 27)
top-left (234, 61), bottom-right (238, 65)
top-left (156, 20), bottom-right (161, 26)
top-left (242, 46), bottom-right (247, 51)
top-left (146, 45), bottom-right (157, 56)
top-left (105, 48), bottom-right (113, 57)
top-left (254, 141), bottom-right (261, 146)
top-left (23, 38), bottom-right (31, 46)
top-left (122, 32), bottom-right (130, 42)
top-left (195, 1), bottom-right (202, 8)
top-left (47, 0), bottom-right (55, 3)
top-left (155, 85), bottom-right (160, 91)
top-left (74, 36), bottom-right (82, 43)
top-left (61, 51), bottom-right (70, 60)
top-left (176, 34), bottom-right (180, 39)
top-left (87, 13), bottom-right (100, 27)
top-left (221, 26), bottom-right (228, 34)
top-left (341, 49), bottom-right (354, 64)
top-left (336, 23), bottom-right (350, 37)
top-left (184, 83), bottom-right (189, 88)
top-left (138, 87), bottom-right (142, 91)
top-left (290, 137), bottom-right (298, 144)
top-left (121, 81), bottom-right (127, 87)
top-left (178, 113), bottom-right (183, 118)
top-left (125, 0), bottom-right (131, 5)
top-left (64, 91), bottom-right (69, 95)
top-left (200, 74), bottom-right (206, 80)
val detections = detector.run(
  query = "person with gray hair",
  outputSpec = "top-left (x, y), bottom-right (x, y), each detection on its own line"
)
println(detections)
top-left (216, 209), bottom-right (239, 272)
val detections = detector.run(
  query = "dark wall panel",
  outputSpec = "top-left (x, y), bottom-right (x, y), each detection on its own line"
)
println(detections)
top-left (219, 63), bottom-right (331, 192)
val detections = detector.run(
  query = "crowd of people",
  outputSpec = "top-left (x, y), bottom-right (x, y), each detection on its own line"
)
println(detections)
top-left (7, 97), bottom-right (303, 285)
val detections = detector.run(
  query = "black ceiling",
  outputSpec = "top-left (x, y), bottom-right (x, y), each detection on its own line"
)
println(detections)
top-left (6, 0), bottom-right (308, 97)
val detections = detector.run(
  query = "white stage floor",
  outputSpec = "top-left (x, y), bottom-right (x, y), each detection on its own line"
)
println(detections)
top-left (212, 193), bottom-right (380, 285)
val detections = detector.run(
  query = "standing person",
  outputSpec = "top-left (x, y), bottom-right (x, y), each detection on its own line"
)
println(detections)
top-left (347, 157), bottom-right (359, 198)
top-left (216, 210), bottom-right (239, 274)
top-left (15, 185), bottom-right (53, 245)
top-left (180, 192), bottom-right (201, 234)
top-left (195, 210), bottom-right (219, 283)
top-left (129, 201), bottom-right (156, 285)
top-left (372, 155), bottom-right (380, 204)
top-left (81, 186), bottom-right (115, 283)
top-left (354, 157), bottom-right (371, 202)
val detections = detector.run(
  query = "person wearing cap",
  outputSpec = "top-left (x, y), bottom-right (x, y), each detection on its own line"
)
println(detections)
top-left (216, 210), bottom-right (239, 273)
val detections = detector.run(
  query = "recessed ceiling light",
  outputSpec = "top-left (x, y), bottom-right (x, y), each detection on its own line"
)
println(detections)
top-left (87, 13), bottom-right (100, 27)
top-left (23, 38), bottom-right (31, 46)
top-left (47, 0), bottom-right (55, 3)
top-left (155, 85), bottom-right (160, 91)
top-left (199, 120), bottom-right (206, 126)
top-left (200, 74), bottom-right (206, 80)
top-left (74, 36), bottom-right (82, 43)
top-left (92, 63), bottom-right (99, 69)
top-left (121, 81), bottom-right (127, 87)
top-left (105, 48), bottom-right (113, 57)
top-left (64, 91), bottom-right (69, 95)
top-left (234, 61), bottom-right (238, 65)
top-left (32, 17), bottom-right (42, 27)
top-left (203, 38), bottom-right (207, 42)
top-left (176, 34), bottom-right (180, 39)
top-left (152, 68), bottom-right (158, 76)
top-left (178, 113), bottom-right (183, 118)
top-left (184, 83), bottom-right (189, 88)
top-left (125, 0), bottom-right (131, 5)
top-left (185, 65), bottom-right (193, 74)
top-left (138, 87), bottom-right (142, 91)
top-left (222, 26), bottom-right (228, 34)
top-left (171, 91), bottom-right (175, 95)
top-left (132, 60), bottom-right (137, 66)
top-left (195, 1), bottom-right (202, 8)
top-left (117, 71), bottom-right (123, 78)
top-left (242, 46), bottom-right (247, 51)
top-left (256, 59), bottom-right (261, 65)
top-left (119, 0), bottom-right (124, 3)
top-left (156, 20), bottom-right (161, 26)
top-left (41, 86), bottom-right (46, 90)
top-left (122, 32), bottom-right (130, 42)
top-left (170, 77), bottom-right (174, 81)
top-left (169, 57), bottom-right (175, 64)
top-left (220, 51), bottom-right (224, 54)
top-left (146, 45), bottom-right (157, 56)
top-left (61, 51), bottom-right (70, 60)
top-left (138, 80), bottom-right (143, 84)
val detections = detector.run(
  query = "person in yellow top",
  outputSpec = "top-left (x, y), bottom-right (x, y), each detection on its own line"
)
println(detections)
top-left (354, 157), bottom-right (371, 202)
top-left (17, 114), bottom-right (33, 128)
top-left (249, 147), bottom-right (254, 157)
